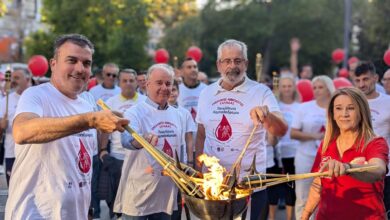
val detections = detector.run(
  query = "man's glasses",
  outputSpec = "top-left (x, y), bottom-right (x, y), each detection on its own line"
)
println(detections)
top-left (106, 73), bottom-right (117, 78)
top-left (219, 58), bottom-right (245, 65)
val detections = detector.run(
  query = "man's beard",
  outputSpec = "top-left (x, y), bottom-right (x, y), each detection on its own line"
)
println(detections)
top-left (225, 67), bottom-right (242, 82)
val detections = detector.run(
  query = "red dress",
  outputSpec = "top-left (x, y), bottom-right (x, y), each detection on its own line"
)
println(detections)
top-left (311, 137), bottom-right (389, 220)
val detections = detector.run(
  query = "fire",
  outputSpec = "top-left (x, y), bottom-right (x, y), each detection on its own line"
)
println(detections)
top-left (198, 154), bottom-right (226, 200)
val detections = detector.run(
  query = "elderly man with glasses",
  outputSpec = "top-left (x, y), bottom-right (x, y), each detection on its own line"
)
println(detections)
top-left (195, 39), bottom-right (287, 220)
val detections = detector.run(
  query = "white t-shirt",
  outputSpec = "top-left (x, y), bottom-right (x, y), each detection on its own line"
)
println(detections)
top-left (106, 93), bottom-right (146, 160)
top-left (277, 102), bottom-right (300, 158)
top-left (5, 83), bottom-right (97, 220)
top-left (367, 93), bottom-right (390, 175)
top-left (114, 101), bottom-right (184, 216)
top-left (79, 91), bottom-right (99, 156)
top-left (175, 105), bottom-right (196, 163)
top-left (291, 100), bottom-right (327, 158)
top-left (178, 82), bottom-right (207, 121)
top-left (0, 92), bottom-right (20, 158)
top-left (196, 77), bottom-right (280, 175)
top-left (266, 145), bottom-right (275, 169)
top-left (89, 84), bottom-right (121, 102)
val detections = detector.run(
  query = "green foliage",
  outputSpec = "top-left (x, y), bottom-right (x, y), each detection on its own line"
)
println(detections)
top-left (356, 0), bottom-right (390, 74)
top-left (25, 0), bottom-right (150, 70)
top-left (162, 0), bottom-right (346, 78)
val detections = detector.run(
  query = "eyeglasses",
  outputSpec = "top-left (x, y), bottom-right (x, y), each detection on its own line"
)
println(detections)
top-left (105, 73), bottom-right (117, 78)
top-left (382, 78), bottom-right (390, 83)
top-left (219, 58), bottom-right (246, 65)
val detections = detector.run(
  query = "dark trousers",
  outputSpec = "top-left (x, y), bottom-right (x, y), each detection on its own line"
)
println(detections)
top-left (282, 157), bottom-right (296, 206)
top-left (90, 155), bottom-right (101, 218)
top-left (384, 176), bottom-right (390, 218)
top-left (241, 190), bottom-right (268, 220)
top-left (5, 157), bottom-right (15, 186)
top-left (122, 212), bottom-right (171, 220)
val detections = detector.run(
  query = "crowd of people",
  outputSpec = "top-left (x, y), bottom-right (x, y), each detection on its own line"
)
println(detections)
top-left (0, 33), bottom-right (389, 220)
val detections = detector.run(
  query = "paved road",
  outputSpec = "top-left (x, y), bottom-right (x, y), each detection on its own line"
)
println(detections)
top-left (0, 173), bottom-right (290, 220)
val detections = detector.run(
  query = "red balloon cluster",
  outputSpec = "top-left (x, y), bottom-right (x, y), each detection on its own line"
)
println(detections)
top-left (186, 46), bottom-right (203, 62)
top-left (28, 55), bottom-right (49, 77)
top-left (338, 68), bottom-right (349, 78)
top-left (332, 49), bottom-right (345, 64)
top-left (296, 79), bottom-right (314, 102)
top-left (154, 49), bottom-right (170, 63)
top-left (384, 50), bottom-right (390, 66)
top-left (333, 77), bottom-right (353, 89)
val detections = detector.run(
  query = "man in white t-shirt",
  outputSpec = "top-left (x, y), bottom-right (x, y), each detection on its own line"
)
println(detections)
top-left (136, 70), bottom-right (147, 96)
top-left (0, 68), bottom-right (31, 186)
top-left (100, 68), bottom-right (146, 218)
top-left (195, 39), bottom-right (287, 220)
top-left (178, 57), bottom-right (207, 121)
top-left (89, 62), bottom-right (121, 102)
top-left (5, 34), bottom-right (129, 220)
top-left (382, 69), bottom-right (390, 95)
top-left (114, 64), bottom-right (185, 220)
top-left (353, 61), bottom-right (390, 217)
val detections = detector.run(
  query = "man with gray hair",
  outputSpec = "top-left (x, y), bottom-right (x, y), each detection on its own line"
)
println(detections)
top-left (0, 67), bottom-right (31, 185)
top-left (115, 64), bottom-right (186, 219)
top-left (195, 39), bottom-right (287, 220)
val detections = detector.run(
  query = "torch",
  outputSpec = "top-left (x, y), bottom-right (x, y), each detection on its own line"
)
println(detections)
top-left (255, 53), bottom-right (262, 82)
top-left (272, 71), bottom-right (279, 97)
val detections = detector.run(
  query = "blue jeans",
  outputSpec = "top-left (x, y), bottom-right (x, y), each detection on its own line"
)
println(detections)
top-left (122, 212), bottom-right (171, 220)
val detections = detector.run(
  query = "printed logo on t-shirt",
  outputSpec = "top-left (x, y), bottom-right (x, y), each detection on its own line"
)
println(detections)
top-left (162, 138), bottom-right (173, 157)
top-left (215, 114), bottom-right (232, 141)
top-left (190, 107), bottom-right (197, 121)
top-left (77, 139), bottom-right (91, 174)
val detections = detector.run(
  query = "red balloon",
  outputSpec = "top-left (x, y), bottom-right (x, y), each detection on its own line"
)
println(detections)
top-left (338, 68), bottom-right (349, 78)
top-left (384, 50), bottom-right (390, 66)
top-left (154, 48), bottom-right (170, 63)
top-left (348, 56), bottom-right (359, 65)
top-left (186, 46), bottom-right (203, 62)
top-left (332, 48), bottom-right (345, 63)
top-left (28, 55), bottom-right (49, 77)
top-left (296, 79), bottom-right (314, 102)
top-left (87, 77), bottom-right (97, 90)
top-left (333, 77), bottom-right (353, 89)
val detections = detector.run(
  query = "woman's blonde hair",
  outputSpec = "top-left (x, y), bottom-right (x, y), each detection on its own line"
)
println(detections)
top-left (278, 75), bottom-right (301, 103)
top-left (322, 88), bottom-right (375, 154)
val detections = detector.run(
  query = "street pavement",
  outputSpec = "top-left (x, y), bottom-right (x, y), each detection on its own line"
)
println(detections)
top-left (0, 173), bottom-right (290, 220)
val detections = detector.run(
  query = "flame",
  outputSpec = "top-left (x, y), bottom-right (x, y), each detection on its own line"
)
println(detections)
top-left (198, 154), bottom-right (226, 200)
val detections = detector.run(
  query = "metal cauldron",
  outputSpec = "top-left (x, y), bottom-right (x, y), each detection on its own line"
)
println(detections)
top-left (183, 194), bottom-right (249, 220)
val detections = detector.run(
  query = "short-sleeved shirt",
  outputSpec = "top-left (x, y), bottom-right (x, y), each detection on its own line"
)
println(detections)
top-left (106, 93), bottom-right (146, 160)
top-left (89, 84), bottom-right (120, 102)
top-left (277, 101), bottom-right (300, 158)
top-left (196, 76), bottom-right (280, 175)
top-left (0, 92), bottom-right (20, 158)
top-left (178, 82), bottom-right (207, 121)
top-left (291, 100), bottom-right (326, 157)
top-left (114, 100), bottom-right (183, 216)
top-left (5, 83), bottom-right (96, 220)
top-left (311, 137), bottom-right (389, 220)
top-left (367, 93), bottom-right (390, 175)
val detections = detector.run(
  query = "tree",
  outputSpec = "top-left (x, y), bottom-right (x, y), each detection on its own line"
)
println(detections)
top-left (162, 0), bottom-right (346, 79)
top-left (355, 0), bottom-right (390, 75)
top-left (26, 0), bottom-right (150, 70)
top-left (145, 0), bottom-right (198, 29)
